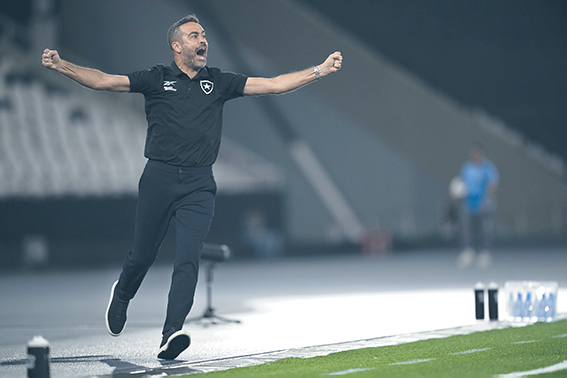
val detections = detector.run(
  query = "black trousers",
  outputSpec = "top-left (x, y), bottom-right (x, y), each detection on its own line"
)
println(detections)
top-left (462, 209), bottom-right (495, 251)
top-left (116, 160), bottom-right (216, 335)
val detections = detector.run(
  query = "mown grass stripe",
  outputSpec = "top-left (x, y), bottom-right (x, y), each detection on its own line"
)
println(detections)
top-left (494, 360), bottom-right (567, 377)
top-left (449, 347), bottom-right (492, 355)
top-left (389, 358), bottom-right (435, 365)
top-left (323, 368), bottom-right (375, 375)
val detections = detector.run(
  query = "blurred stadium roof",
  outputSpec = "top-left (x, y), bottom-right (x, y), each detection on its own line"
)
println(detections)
top-left (299, 0), bottom-right (567, 161)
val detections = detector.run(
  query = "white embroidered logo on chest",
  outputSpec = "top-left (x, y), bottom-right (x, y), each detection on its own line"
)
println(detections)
top-left (163, 81), bottom-right (177, 91)
top-left (200, 80), bottom-right (214, 94)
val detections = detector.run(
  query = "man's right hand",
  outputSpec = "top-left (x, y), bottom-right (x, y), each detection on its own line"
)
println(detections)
top-left (42, 49), bottom-right (61, 70)
top-left (39, 48), bottom-right (130, 92)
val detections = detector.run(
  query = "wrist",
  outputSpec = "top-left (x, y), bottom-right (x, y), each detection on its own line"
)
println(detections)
top-left (314, 65), bottom-right (320, 80)
top-left (56, 59), bottom-right (69, 73)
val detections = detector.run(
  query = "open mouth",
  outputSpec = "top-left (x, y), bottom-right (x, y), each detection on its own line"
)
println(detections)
top-left (196, 47), bottom-right (207, 59)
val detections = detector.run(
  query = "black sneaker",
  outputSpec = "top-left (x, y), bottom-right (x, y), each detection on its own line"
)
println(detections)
top-left (157, 329), bottom-right (191, 360)
top-left (105, 280), bottom-right (129, 336)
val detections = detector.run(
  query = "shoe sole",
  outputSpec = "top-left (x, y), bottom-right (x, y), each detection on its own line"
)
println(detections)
top-left (157, 330), bottom-right (191, 360)
top-left (105, 280), bottom-right (126, 337)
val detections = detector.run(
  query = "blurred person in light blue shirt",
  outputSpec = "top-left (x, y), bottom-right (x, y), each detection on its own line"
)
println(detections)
top-left (457, 143), bottom-right (499, 268)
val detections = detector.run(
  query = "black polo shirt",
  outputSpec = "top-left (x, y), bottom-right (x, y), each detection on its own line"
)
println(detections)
top-left (127, 62), bottom-right (248, 167)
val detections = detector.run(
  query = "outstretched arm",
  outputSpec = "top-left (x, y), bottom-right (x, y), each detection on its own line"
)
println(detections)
top-left (41, 49), bottom-right (130, 92)
top-left (243, 51), bottom-right (342, 96)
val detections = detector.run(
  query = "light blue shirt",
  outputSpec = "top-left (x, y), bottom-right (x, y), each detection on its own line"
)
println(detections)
top-left (461, 158), bottom-right (499, 213)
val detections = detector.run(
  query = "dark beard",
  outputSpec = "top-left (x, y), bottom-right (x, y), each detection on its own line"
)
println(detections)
top-left (182, 51), bottom-right (205, 71)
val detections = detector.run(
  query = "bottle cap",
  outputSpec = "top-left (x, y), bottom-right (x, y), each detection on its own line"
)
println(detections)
top-left (28, 336), bottom-right (49, 348)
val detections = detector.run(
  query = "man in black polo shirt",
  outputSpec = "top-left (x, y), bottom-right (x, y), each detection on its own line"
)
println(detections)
top-left (42, 14), bottom-right (342, 360)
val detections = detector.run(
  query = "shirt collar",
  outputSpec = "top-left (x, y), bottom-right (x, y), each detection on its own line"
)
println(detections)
top-left (170, 61), bottom-right (211, 80)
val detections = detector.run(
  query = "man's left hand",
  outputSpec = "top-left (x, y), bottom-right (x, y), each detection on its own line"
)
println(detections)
top-left (321, 51), bottom-right (343, 76)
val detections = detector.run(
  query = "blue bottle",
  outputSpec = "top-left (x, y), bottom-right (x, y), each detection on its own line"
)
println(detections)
top-left (537, 293), bottom-right (548, 322)
top-left (548, 293), bottom-right (556, 321)
top-left (513, 293), bottom-right (523, 322)
top-left (507, 292), bottom-right (515, 322)
top-left (522, 292), bottom-right (533, 322)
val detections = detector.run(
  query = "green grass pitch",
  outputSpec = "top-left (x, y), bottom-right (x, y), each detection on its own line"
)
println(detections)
top-left (191, 320), bottom-right (567, 377)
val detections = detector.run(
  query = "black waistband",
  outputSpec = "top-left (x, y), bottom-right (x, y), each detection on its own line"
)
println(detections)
top-left (146, 160), bottom-right (213, 174)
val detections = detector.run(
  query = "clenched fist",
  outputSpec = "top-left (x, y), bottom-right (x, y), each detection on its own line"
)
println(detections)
top-left (42, 49), bottom-right (61, 70)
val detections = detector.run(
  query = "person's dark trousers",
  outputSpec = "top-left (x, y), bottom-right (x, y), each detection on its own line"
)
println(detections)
top-left (462, 210), bottom-right (495, 251)
top-left (115, 159), bottom-right (216, 335)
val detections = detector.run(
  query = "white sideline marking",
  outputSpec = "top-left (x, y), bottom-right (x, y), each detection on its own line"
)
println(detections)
top-left (323, 368), bottom-right (375, 375)
top-left (511, 340), bottom-right (539, 344)
top-left (450, 348), bottom-right (492, 355)
top-left (552, 334), bottom-right (567, 338)
top-left (494, 360), bottom-right (567, 377)
top-left (390, 358), bottom-right (435, 365)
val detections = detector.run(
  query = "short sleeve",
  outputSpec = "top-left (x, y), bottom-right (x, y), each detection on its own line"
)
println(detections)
top-left (127, 65), bottom-right (164, 94)
top-left (218, 71), bottom-right (248, 101)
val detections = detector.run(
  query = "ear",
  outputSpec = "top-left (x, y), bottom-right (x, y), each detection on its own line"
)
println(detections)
top-left (171, 41), bottom-right (182, 54)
